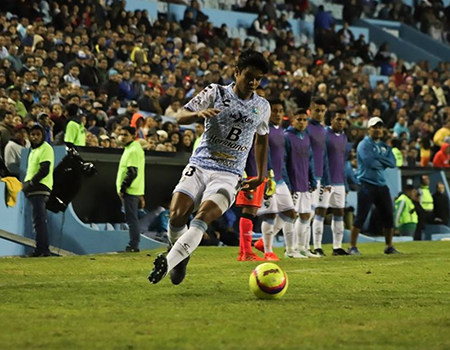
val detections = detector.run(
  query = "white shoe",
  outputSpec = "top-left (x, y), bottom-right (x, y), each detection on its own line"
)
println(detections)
top-left (285, 250), bottom-right (308, 259)
top-left (300, 249), bottom-right (321, 258)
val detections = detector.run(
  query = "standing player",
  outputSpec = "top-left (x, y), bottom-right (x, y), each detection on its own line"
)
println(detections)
top-left (235, 144), bottom-right (266, 261)
top-left (254, 100), bottom-right (299, 259)
top-left (304, 97), bottom-right (329, 258)
top-left (312, 110), bottom-right (349, 256)
top-left (285, 109), bottom-right (317, 257)
top-left (148, 50), bottom-right (271, 284)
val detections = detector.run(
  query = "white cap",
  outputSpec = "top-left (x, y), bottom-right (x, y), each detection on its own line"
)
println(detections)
top-left (367, 117), bottom-right (384, 128)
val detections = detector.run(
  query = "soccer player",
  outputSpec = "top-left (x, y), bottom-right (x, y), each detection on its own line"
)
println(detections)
top-left (312, 110), bottom-right (349, 256)
top-left (254, 100), bottom-right (298, 259)
top-left (235, 144), bottom-right (266, 261)
top-left (148, 50), bottom-right (271, 284)
top-left (348, 117), bottom-right (398, 255)
top-left (304, 97), bottom-right (329, 258)
top-left (285, 109), bottom-right (317, 258)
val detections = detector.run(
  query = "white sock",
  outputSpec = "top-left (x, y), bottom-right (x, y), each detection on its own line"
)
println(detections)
top-left (168, 223), bottom-right (188, 245)
top-left (296, 218), bottom-right (310, 251)
top-left (166, 219), bottom-right (207, 272)
top-left (273, 215), bottom-right (284, 235)
top-left (332, 215), bottom-right (344, 249)
top-left (313, 215), bottom-right (325, 250)
top-left (262, 219), bottom-right (275, 253)
top-left (281, 215), bottom-right (296, 253)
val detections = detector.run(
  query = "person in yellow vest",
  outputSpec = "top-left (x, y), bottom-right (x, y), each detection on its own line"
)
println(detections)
top-left (64, 103), bottom-right (86, 148)
top-left (391, 139), bottom-right (403, 167)
top-left (419, 175), bottom-right (434, 223)
top-left (116, 126), bottom-right (145, 252)
top-left (394, 185), bottom-right (418, 237)
top-left (23, 124), bottom-right (54, 257)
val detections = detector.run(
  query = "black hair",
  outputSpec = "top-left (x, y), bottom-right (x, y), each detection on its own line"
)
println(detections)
top-left (66, 103), bottom-right (79, 117)
top-left (404, 185), bottom-right (415, 193)
top-left (294, 108), bottom-right (308, 116)
top-left (391, 138), bottom-right (402, 148)
top-left (9, 86), bottom-right (21, 94)
top-left (335, 109), bottom-right (347, 115)
top-left (311, 97), bottom-right (327, 106)
top-left (122, 126), bottom-right (136, 135)
top-left (268, 98), bottom-right (283, 106)
top-left (237, 50), bottom-right (269, 74)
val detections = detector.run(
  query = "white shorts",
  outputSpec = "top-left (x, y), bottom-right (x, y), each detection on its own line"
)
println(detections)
top-left (173, 164), bottom-right (241, 212)
top-left (317, 185), bottom-right (346, 209)
top-left (292, 191), bottom-right (312, 214)
top-left (311, 180), bottom-right (321, 210)
top-left (258, 182), bottom-right (295, 216)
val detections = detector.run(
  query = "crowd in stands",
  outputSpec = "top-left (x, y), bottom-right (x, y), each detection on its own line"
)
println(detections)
top-left (1, 0), bottom-right (450, 181)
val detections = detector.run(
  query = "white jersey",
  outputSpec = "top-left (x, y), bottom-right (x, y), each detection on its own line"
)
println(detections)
top-left (184, 83), bottom-right (270, 176)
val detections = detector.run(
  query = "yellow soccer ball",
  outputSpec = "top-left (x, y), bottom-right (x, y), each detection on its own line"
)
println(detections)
top-left (249, 263), bottom-right (288, 300)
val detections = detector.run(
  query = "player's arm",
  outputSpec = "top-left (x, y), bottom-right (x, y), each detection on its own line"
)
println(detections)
top-left (242, 133), bottom-right (268, 191)
top-left (308, 147), bottom-right (317, 192)
top-left (176, 108), bottom-right (221, 125)
top-left (179, 84), bottom-right (221, 125)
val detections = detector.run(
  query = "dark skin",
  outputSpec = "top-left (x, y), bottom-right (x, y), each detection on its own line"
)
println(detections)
top-left (350, 123), bottom-right (394, 248)
top-left (118, 129), bottom-right (145, 208)
top-left (171, 66), bottom-right (269, 227)
top-left (315, 112), bottom-right (347, 219)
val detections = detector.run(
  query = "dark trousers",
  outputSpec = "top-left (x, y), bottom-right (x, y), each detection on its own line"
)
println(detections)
top-left (354, 182), bottom-right (394, 230)
top-left (124, 194), bottom-right (140, 249)
top-left (29, 195), bottom-right (50, 253)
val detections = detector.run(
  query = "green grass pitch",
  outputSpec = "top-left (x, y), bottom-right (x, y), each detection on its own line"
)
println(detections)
top-left (1, 242), bottom-right (450, 350)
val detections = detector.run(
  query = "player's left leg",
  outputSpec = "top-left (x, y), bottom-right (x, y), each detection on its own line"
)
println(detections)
top-left (149, 172), bottom-right (239, 284)
top-left (329, 186), bottom-right (348, 256)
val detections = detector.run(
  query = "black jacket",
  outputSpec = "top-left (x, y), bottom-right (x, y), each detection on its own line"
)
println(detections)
top-left (433, 192), bottom-right (449, 224)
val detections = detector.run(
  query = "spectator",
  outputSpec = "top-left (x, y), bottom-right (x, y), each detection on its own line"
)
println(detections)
top-left (0, 110), bottom-right (15, 158)
top-left (9, 87), bottom-right (27, 118)
top-left (433, 182), bottom-right (449, 225)
top-left (4, 123), bottom-right (30, 177)
top-left (394, 185), bottom-right (418, 237)
top-left (433, 143), bottom-right (450, 168)
top-left (165, 99), bottom-right (182, 118)
top-left (393, 116), bottom-right (410, 141)
top-left (130, 113), bottom-right (145, 139)
top-left (315, 5), bottom-right (334, 32)
top-left (343, 0), bottom-right (363, 25)
top-left (420, 137), bottom-right (432, 167)
top-left (432, 119), bottom-right (450, 147)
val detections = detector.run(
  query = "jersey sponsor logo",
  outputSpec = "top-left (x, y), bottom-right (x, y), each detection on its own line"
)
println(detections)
top-left (211, 151), bottom-right (236, 160)
top-left (230, 112), bottom-right (253, 124)
top-left (209, 134), bottom-right (248, 152)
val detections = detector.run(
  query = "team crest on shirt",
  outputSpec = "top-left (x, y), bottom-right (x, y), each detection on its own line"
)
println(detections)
top-left (253, 107), bottom-right (260, 115)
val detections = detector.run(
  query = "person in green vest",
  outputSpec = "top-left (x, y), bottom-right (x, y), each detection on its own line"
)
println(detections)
top-left (192, 120), bottom-right (204, 152)
top-left (391, 138), bottom-right (403, 167)
top-left (64, 103), bottom-right (86, 147)
top-left (23, 124), bottom-right (54, 257)
top-left (419, 175), bottom-right (434, 223)
top-left (394, 185), bottom-right (418, 237)
top-left (116, 126), bottom-right (145, 252)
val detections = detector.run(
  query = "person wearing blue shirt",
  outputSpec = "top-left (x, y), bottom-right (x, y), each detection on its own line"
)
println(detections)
top-left (349, 117), bottom-right (399, 255)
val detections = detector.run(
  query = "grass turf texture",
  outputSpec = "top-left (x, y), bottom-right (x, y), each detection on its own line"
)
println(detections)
top-left (1, 242), bottom-right (450, 350)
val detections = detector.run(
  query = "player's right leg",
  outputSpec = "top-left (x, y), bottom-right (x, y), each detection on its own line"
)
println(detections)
top-left (149, 164), bottom-right (201, 285)
top-left (293, 192), bottom-right (314, 259)
top-left (312, 187), bottom-right (331, 256)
